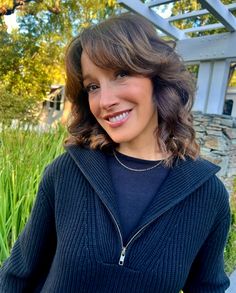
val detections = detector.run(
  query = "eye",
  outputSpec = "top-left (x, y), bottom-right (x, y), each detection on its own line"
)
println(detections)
top-left (85, 84), bottom-right (99, 93)
top-left (116, 70), bottom-right (129, 79)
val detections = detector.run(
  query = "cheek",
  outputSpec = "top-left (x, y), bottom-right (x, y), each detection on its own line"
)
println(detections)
top-left (88, 98), bottom-right (99, 118)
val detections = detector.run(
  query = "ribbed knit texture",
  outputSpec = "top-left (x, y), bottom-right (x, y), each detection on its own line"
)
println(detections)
top-left (0, 146), bottom-right (231, 293)
top-left (107, 151), bottom-right (170, 243)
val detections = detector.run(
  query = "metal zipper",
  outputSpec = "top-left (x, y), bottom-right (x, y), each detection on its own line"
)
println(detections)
top-left (71, 159), bottom-right (125, 262)
top-left (97, 198), bottom-right (133, 266)
top-left (72, 158), bottom-right (158, 267)
top-left (119, 247), bottom-right (126, 265)
top-left (118, 219), bottom-right (158, 266)
top-left (101, 197), bottom-right (159, 266)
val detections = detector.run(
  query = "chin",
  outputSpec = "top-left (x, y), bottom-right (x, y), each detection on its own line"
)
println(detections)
top-left (109, 137), bottom-right (124, 144)
top-left (109, 135), bottom-right (132, 145)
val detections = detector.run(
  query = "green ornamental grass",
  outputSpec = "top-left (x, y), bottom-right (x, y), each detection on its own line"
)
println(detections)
top-left (0, 126), bottom-right (65, 265)
top-left (224, 178), bottom-right (236, 274)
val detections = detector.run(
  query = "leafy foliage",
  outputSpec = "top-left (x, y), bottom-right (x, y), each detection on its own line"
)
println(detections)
top-left (0, 0), bottom-right (118, 123)
top-left (0, 86), bottom-right (37, 123)
top-left (0, 0), bottom-right (14, 11)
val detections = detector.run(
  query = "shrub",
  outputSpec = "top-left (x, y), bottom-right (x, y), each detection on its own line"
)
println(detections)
top-left (0, 86), bottom-right (39, 124)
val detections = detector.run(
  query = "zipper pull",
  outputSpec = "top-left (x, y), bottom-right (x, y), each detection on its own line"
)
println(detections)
top-left (119, 247), bottom-right (126, 266)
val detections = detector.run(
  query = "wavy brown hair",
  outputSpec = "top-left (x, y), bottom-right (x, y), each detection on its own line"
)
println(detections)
top-left (65, 13), bottom-right (199, 165)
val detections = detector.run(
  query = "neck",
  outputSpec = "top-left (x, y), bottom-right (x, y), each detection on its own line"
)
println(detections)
top-left (117, 143), bottom-right (169, 161)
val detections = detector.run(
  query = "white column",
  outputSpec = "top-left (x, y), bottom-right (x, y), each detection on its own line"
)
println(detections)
top-left (194, 62), bottom-right (213, 112)
top-left (206, 60), bottom-right (231, 114)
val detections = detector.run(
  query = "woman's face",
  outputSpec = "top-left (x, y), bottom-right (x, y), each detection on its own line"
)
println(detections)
top-left (81, 52), bottom-right (158, 149)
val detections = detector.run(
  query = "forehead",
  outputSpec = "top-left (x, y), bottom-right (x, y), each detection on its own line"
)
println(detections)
top-left (81, 51), bottom-right (114, 82)
top-left (81, 51), bottom-right (93, 70)
top-left (81, 52), bottom-right (97, 79)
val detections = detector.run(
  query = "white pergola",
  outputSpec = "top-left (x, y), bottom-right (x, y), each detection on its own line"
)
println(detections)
top-left (117, 0), bottom-right (236, 116)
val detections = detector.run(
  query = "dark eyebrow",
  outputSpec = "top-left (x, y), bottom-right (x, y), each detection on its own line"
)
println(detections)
top-left (82, 73), bottom-right (93, 83)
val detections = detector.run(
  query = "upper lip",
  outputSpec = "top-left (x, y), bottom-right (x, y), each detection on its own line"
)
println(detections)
top-left (102, 109), bottom-right (132, 120)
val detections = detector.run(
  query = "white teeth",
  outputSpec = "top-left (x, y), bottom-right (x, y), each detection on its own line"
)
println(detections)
top-left (109, 112), bottom-right (129, 123)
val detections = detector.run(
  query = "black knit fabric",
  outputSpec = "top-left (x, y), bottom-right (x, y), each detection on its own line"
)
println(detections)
top-left (107, 151), bottom-right (170, 244)
top-left (0, 145), bottom-right (231, 293)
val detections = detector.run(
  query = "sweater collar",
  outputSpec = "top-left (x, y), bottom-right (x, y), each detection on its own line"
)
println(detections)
top-left (136, 156), bottom-right (220, 230)
top-left (66, 145), bottom-right (220, 232)
top-left (66, 145), bottom-right (121, 227)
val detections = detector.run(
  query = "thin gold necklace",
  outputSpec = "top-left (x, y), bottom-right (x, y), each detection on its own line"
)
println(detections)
top-left (113, 150), bottom-right (163, 172)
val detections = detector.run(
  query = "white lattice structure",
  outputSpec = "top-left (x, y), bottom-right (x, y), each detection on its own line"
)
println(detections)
top-left (117, 0), bottom-right (236, 116)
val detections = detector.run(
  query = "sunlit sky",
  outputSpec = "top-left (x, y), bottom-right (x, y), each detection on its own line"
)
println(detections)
top-left (4, 13), bottom-right (18, 33)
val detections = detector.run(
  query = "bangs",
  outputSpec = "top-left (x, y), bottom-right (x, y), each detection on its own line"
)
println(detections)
top-left (80, 16), bottom-right (156, 75)
top-left (81, 33), bottom-right (132, 71)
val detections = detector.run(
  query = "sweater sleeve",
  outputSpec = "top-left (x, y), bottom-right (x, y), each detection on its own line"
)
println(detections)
top-left (183, 199), bottom-right (231, 292)
top-left (0, 174), bottom-right (56, 292)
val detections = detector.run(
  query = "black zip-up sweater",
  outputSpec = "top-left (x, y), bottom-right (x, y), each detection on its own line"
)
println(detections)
top-left (0, 145), bottom-right (231, 292)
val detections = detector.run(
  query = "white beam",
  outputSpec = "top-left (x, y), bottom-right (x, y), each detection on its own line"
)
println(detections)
top-left (183, 23), bottom-right (224, 34)
top-left (117, 0), bottom-right (186, 40)
top-left (168, 3), bottom-right (236, 22)
top-left (168, 9), bottom-right (209, 22)
top-left (147, 0), bottom-right (176, 7)
top-left (199, 0), bottom-right (236, 32)
top-left (194, 62), bottom-right (213, 113)
top-left (206, 60), bottom-right (231, 114)
top-left (176, 32), bottom-right (236, 62)
top-left (195, 60), bottom-right (231, 115)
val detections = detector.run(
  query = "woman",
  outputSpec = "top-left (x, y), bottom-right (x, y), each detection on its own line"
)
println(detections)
top-left (0, 13), bottom-right (230, 292)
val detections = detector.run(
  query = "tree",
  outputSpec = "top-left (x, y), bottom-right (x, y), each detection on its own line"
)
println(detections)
top-left (0, 0), bottom-right (119, 123)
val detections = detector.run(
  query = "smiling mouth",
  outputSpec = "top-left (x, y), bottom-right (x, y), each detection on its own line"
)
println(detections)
top-left (103, 110), bottom-right (131, 124)
top-left (108, 111), bottom-right (130, 123)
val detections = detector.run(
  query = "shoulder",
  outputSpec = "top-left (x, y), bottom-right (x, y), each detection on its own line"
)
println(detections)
top-left (41, 145), bottom-right (100, 185)
top-left (190, 157), bottom-right (230, 220)
top-left (174, 156), bottom-right (220, 176)
top-left (39, 149), bottom-right (84, 192)
top-left (45, 151), bottom-right (76, 174)
top-left (41, 152), bottom-right (74, 180)
top-left (174, 156), bottom-right (230, 217)
top-left (194, 157), bottom-right (229, 202)
top-left (201, 173), bottom-right (230, 218)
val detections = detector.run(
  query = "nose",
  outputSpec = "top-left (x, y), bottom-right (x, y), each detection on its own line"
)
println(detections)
top-left (99, 83), bottom-right (118, 110)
